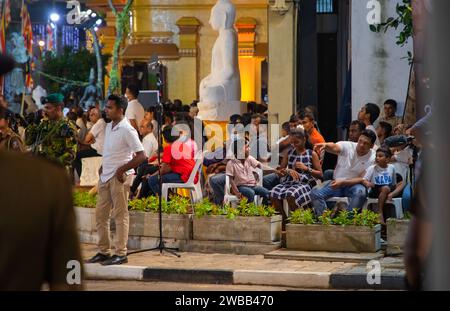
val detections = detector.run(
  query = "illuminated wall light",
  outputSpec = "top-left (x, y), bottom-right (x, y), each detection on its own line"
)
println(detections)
top-left (50, 12), bottom-right (60, 22)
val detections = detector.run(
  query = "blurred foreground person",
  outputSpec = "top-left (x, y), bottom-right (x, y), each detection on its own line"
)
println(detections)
top-left (0, 54), bottom-right (82, 290)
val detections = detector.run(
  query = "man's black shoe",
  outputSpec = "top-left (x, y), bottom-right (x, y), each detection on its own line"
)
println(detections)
top-left (85, 253), bottom-right (111, 264)
top-left (101, 255), bottom-right (128, 266)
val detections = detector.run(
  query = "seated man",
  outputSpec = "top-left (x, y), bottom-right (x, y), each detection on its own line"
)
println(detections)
top-left (380, 99), bottom-right (402, 129)
top-left (311, 130), bottom-right (377, 216)
top-left (129, 119), bottom-right (159, 199)
top-left (147, 123), bottom-right (198, 196)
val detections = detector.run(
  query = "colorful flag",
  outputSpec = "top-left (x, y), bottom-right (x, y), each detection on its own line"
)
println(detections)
top-left (21, 0), bottom-right (34, 89)
top-left (0, 0), bottom-right (11, 94)
top-left (0, 0), bottom-right (11, 54)
top-left (46, 23), bottom-right (53, 51)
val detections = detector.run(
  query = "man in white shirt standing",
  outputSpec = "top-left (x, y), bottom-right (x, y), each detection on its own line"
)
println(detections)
top-left (86, 95), bottom-right (145, 266)
top-left (125, 84), bottom-right (145, 133)
top-left (311, 130), bottom-right (377, 216)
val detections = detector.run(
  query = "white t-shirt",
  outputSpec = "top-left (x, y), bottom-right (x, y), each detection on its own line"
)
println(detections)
top-left (125, 99), bottom-right (145, 126)
top-left (142, 132), bottom-right (158, 158)
top-left (392, 146), bottom-right (413, 180)
top-left (334, 141), bottom-right (375, 181)
top-left (366, 124), bottom-right (380, 148)
top-left (364, 164), bottom-right (397, 186)
top-left (90, 118), bottom-right (106, 155)
top-left (100, 118), bottom-right (144, 183)
top-left (151, 119), bottom-right (159, 138)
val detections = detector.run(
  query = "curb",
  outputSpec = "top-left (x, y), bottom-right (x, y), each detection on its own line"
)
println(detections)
top-left (85, 264), bottom-right (406, 290)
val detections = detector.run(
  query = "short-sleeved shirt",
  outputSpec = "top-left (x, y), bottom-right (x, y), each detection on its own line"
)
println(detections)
top-left (366, 124), bottom-right (381, 148)
top-left (101, 118), bottom-right (144, 183)
top-left (125, 99), bottom-right (145, 126)
top-left (226, 156), bottom-right (260, 187)
top-left (364, 164), bottom-right (397, 186)
top-left (334, 141), bottom-right (375, 181)
top-left (309, 128), bottom-right (325, 146)
top-left (142, 132), bottom-right (158, 158)
top-left (90, 118), bottom-right (106, 155)
top-left (162, 138), bottom-right (198, 183)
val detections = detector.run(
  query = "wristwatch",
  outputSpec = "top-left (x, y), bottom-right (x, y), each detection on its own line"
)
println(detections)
top-left (307, 167), bottom-right (313, 174)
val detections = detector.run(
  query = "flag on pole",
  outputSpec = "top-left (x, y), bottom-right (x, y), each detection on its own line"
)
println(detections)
top-left (21, 0), bottom-right (34, 89)
top-left (0, 0), bottom-right (11, 94)
top-left (46, 23), bottom-right (53, 51)
top-left (1, 0), bottom-right (11, 54)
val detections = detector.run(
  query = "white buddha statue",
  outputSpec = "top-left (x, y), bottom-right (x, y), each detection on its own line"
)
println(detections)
top-left (197, 0), bottom-right (242, 121)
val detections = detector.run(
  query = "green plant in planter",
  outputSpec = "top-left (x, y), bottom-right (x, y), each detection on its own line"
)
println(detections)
top-left (129, 197), bottom-right (151, 212)
top-left (194, 199), bottom-right (220, 217)
top-left (290, 209), bottom-right (316, 225)
top-left (318, 209), bottom-right (333, 226)
top-left (129, 196), bottom-right (190, 215)
top-left (332, 210), bottom-right (353, 226)
top-left (73, 190), bottom-right (97, 208)
top-left (166, 195), bottom-right (190, 215)
top-left (353, 209), bottom-right (380, 228)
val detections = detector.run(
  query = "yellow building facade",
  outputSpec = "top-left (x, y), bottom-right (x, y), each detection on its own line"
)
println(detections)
top-left (88, 0), bottom-right (297, 127)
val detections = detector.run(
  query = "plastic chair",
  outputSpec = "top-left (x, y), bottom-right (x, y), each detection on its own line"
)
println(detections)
top-left (224, 168), bottom-right (264, 206)
top-left (365, 198), bottom-right (404, 219)
top-left (161, 151), bottom-right (204, 205)
top-left (326, 197), bottom-right (404, 219)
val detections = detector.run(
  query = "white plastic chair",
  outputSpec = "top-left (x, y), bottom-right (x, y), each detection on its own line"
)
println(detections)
top-left (161, 151), bottom-right (203, 205)
top-left (80, 156), bottom-right (102, 186)
top-left (365, 198), bottom-right (404, 219)
top-left (224, 168), bottom-right (264, 206)
top-left (326, 197), bottom-right (404, 219)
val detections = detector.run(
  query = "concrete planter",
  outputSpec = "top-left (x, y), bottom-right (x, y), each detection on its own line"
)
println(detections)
top-left (74, 206), bottom-right (96, 233)
top-left (193, 215), bottom-right (282, 243)
top-left (286, 224), bottom-right (382, 253)
top-left (387, 219), bottom-right (410, 255)
top-left (128, 211), bottom-right (192, 240)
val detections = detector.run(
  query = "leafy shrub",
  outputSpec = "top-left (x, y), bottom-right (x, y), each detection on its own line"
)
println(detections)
top-left (351, 209), bottom-right (380, 228)
top-left (194, 198), bottom-right (276, 219)
top-left (129, 196), bottom-right (188, 215)
top-left (290, 209), bottom-right (315, 225)
top-left (332, 210), bottom-right (353, 226)
top-left (318, 209), bottom-right (333, 226)
top-left (289, 208), bottom-right (380, 227)
top-left (194, 199), bottom-right (222, 217)
top-left (73, 190), bottom-right (97, 208)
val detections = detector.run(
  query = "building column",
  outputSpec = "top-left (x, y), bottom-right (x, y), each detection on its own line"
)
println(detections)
top-left (165, 17), bottom-right (201, 104)
top-left (268, 0), bottom-right (297, 126)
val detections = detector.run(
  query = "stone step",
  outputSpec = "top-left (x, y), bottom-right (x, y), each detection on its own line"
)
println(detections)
top-left (264, 249), bottom-right (384, 263)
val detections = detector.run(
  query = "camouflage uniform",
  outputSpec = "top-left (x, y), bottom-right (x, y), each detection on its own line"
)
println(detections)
top-left (26, 118), bottom-right (78, 168)
top-left (0, 128), bottom-right (24, 152)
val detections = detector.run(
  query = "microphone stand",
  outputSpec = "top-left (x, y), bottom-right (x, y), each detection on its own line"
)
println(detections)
top-left (128, 101), bottom-right (180, 257)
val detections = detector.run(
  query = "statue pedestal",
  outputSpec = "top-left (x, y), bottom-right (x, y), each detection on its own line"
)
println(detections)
top-left (198, 100), bottom-right (244, 122)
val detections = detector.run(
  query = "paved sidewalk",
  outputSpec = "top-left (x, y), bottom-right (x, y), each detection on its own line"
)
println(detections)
top-left (81, 244), bottom-right (406, 290)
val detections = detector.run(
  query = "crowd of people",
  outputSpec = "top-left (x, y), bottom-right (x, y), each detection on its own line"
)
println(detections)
top-left (0, 82), bottom-right (420, 265)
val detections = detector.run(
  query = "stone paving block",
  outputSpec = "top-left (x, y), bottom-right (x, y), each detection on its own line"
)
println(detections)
top-left (234, 270), bottom-right (331, 289)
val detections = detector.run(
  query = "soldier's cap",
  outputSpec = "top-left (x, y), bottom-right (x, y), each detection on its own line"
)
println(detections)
top-left (0, 54), bottom-right (15, 76)
top-left (42, 93), bottom-right (65, 106)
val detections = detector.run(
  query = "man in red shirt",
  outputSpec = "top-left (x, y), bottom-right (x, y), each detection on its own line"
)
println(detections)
top-left (147, 123), bottom-right (198, 195)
